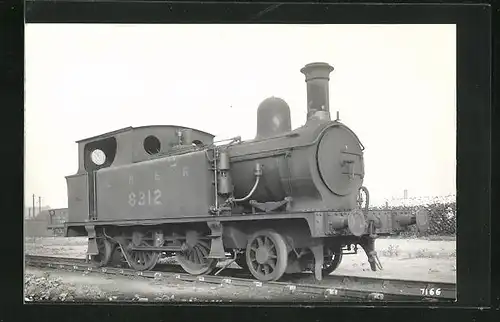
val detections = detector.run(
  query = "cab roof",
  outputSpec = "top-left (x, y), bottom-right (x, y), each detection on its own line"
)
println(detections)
top-left (76, 125), bottom-right (215, 143)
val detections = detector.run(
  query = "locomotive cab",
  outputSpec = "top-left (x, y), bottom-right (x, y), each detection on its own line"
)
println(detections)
top-left (65, 125), bottom-right (215, 227)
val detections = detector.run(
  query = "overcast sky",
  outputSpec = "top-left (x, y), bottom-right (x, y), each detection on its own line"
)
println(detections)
top-left (24, 24), bottom-right (456, 208)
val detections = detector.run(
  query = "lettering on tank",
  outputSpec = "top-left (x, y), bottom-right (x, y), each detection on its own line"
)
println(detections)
top-left (128, 189), bottom-right (162, 207)
top-left (128, 171), bottom-right (163, 207)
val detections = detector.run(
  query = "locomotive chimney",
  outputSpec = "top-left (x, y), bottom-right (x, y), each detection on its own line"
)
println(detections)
top-left (300, 62), bottom-right (334, 122)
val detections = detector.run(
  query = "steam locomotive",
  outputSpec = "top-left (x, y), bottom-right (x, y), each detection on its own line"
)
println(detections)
top-left (63, 62), bottom-right (428, 282)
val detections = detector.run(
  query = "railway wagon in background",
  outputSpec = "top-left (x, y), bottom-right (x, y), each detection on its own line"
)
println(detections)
top-left (47, 208), bottom-right (69, 237)
top-left (62, 62), bottom-right (429, 282)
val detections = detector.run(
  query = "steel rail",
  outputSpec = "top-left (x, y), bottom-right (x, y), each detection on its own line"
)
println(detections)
top-left (24, 254), bottom-right (455, 302)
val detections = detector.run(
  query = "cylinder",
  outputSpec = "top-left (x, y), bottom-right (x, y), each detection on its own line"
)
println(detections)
top-left (300, 62), bottom-right (334, 121)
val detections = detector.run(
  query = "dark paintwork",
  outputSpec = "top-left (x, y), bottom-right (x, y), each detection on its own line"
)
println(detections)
top-left (227, 118), bottom-right (364, 211)
top-left (71, 125), bottom-right (215, 175)
top-left (66, 118), bottom-right (365, 225)
top-left (300, 62), bottom-right (335, 120)
top-left (255, 97), bottom-right (292, 140)
top-left (64, 63), bottom-right (367, 231)
top-left (63, 62), bottom-right (421, 255)
top-left (46, 204), bottom-right (417, 240)
top-left (66, 126), bottom-right (215, 224)
top-left (66, 173), bottom-right (89, 223)
top-left (64, 209), bottom-right (417, 238)
top-left (95, 150), bottom-right (214, 221)
top-left (58, 61), bottom-right (431, 283)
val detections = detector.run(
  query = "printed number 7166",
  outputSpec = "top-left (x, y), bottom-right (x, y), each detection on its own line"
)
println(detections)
top-left (420, 288), bottom-right (442, 296)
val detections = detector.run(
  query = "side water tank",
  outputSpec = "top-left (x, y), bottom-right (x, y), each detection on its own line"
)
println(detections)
top-left (255, 97), bottom-right (292, 140)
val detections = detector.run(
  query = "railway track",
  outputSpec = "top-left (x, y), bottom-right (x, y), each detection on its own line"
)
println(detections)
top-left (24, 254), bottom-right (456, 302)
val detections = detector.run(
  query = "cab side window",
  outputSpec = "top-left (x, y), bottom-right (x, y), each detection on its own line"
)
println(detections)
top-left (83, 137), bottom-right (117, 172)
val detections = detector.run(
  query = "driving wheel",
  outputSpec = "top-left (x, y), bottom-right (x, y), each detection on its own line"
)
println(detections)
top-left (245, 230), bottom-right (288, 282)
top-left (176, 230), bottom-right (217, 275)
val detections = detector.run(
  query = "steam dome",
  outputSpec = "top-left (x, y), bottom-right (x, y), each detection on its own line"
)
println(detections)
top-left (255, 97), bottom-right (292, 140)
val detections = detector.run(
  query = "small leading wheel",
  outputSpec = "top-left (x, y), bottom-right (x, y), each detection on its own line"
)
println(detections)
top-left (124, 231), bottom-right (160, 271)
top-left (91, 237), bottom-right (114, 267)
top-left (245, 230), bottom-right (288, 282)
top-left (176, 230), bottom-right (217, 275)
top-left (322, 245), bottom-right (343, 276)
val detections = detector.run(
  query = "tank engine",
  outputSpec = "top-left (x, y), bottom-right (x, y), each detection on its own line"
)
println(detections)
top-left (64, 62), bottom-right (428, 282)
